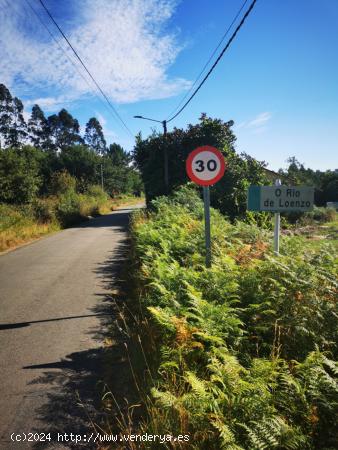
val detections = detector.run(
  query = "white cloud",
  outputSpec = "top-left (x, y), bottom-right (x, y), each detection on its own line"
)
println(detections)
top-left (24, 95), bottom-right (78, 112)
top-left (247, 112), bottom-right (272, 128)
top-left (0, 0), bottom-right (190, 105)
top-left (235, 112), bottom-right (272, 133)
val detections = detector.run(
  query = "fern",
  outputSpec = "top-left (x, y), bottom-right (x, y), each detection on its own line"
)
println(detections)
top-left (129, 191), bottom-right (337, 449)
top-left (241, 416), bottom-right (308, 450)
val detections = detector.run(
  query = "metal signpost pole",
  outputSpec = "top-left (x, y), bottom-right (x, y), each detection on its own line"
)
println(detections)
top-left (203, 186), bottom-right (211, 268)
top-left (273, 179), bottom-right (281, 255)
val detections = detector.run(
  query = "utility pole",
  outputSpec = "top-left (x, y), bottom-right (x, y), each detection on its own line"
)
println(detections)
top-left (162, 120), bottom-right (168, 192)
top-left (133, 115), bottom-right (169, 193)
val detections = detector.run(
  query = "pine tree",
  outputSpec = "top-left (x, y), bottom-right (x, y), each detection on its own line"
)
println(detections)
top-left (84, 117), bottom-right (106, 154)
top-left (28, 104), bottom-right (50, 150)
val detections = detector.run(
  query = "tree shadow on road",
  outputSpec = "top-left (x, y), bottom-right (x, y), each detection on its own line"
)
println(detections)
top-left (22, 216), bottom-right (139, 448)
top-left (89, 237), bottom-right (142, 429)
top-left (25, 348), bottom-right (106, 449)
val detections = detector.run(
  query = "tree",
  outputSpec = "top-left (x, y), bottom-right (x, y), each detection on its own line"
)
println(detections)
top-left (0, 146), bottom-right (43, 203)
top-left (84, 117), bottom-right (106, 154)
top-left (10, 97), bottom-right (27, 147)
top-left (0, 84), bottom-right (13, 148)
top-left (133, 114), bottom-right (267, 219)
top-left (107, 143), bottom-right (130, 165)
top-left (320, 171), bottom-right (338, 204)
top-left (99, 143), bottom-right (141, 196)
top-left (48, 108), bottom-right (83, 150)
top-left (28, 104), bottom-right (51, 150)
top-left (278, 157), bottom-right (338, 206)
top-left (0, 84), bottom-right (27, 148)
top-left (59, 145), bottom-right (100, 189)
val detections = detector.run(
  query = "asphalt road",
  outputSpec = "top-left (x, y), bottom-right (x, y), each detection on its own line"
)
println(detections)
top-left (0, 205), bottom-right (142, 449)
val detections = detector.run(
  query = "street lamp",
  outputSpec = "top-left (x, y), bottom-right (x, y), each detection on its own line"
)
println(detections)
top-left (133, 115), bottom-right (168, 192)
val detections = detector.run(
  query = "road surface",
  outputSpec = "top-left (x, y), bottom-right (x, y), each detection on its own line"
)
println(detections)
top-left (0, 205), bottom-right (142, 449)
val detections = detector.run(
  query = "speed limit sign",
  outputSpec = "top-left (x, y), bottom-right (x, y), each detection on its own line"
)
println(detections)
top-left (186, 145), bottom-right (226, 268)
top-left (186, 145), bottom-right (226, 186)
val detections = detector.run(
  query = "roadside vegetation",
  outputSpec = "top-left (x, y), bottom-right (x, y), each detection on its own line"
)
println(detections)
top-left (0, 83), bottom-right (143, 252)
top-left (0, 177), bottom-right (112, 252)
top-left (116, 185), bottom-right (337, 450)
top-left (133, 114), bottom-right (338, 221)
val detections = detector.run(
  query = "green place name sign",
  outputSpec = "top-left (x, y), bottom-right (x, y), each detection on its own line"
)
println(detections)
top-left (248, 186), bottom-right (314, 212)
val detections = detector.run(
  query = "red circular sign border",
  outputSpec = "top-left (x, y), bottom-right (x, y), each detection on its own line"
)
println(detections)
top-left (186, 145), bottom-right (226, 186)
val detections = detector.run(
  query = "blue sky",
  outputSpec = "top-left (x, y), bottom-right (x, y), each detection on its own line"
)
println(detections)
top-left (1, 0), bottom-right (337, 171)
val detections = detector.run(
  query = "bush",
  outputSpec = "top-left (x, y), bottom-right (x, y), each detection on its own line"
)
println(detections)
top-left (283, 207), bottom-right (337, 226)
top-left (56, 190), bottom-right (82, 226)
top-left (0, 146), bottom-right (42, 203)
top-left (49, 170), bottom-right (76, 195)
top-left (31, 198), bottom-right (57, 223)
top-left (0, 184), bottom-right (112, 251)
top-left (86, 184), bottom-right (107, 200)
top-left (310, 207), bottom-right (336, 223)
top-left (0, 202), bottom-right (59, 252)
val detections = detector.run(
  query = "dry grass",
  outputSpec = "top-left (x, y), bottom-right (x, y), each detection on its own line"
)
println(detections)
top-left (0, 219), bottom-right (60, 253)
top-left (0, 195), bottom-right (143, 254)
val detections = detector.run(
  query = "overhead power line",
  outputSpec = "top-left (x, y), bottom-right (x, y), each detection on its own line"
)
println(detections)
top-left (166, 0), bottom-right (249, 120)
top-left (25, 0), bottom-right (99, 97)
top-left (37, 0), bottom-right (134, 138)
top-left (25, 0), bottom-right (127, 130)
top-left (166, 0), bottom-right (258, 123)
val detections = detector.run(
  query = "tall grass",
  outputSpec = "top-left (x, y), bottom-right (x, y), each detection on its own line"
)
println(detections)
top-left (0, 203), bottom-right (60, 252)
top-left (0, 185), bottom-right (112, 252)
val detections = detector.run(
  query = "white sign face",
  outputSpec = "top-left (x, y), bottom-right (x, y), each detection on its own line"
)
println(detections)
top-left (259, 186), bottom-right (314, 212)
top-left (191, 151), bottom-right (221, 181)
top-left (186, 146), bottom-right (226, 186)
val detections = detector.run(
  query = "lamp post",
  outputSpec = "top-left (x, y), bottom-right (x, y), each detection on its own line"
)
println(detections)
top-left (133, 115), bottom-right (168, 192)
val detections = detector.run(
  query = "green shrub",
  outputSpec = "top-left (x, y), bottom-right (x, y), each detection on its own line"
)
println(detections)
top-left (49, 170), bottom-right (76, 195)
top-left (56, 190), bottom-right (82, 226)
top-left (86, 184), bottom-right (107, 200)
top-left (0, 146), bottom-right (42, 203)
top-left (284, 207), bottom-right (337, 226)
top-left (31, 198), bottom-right (57, 223)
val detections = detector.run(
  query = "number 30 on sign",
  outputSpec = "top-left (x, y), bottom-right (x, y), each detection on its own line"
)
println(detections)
top-left (186, 145), bottom-right (226, 186)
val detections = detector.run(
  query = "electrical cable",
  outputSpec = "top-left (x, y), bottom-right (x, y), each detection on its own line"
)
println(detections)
top-left (166, 0), bottom-right (249, 120)
top-left (26, 0), bottom-right (126, 131)
top-left (24, 0), bottom-right (101, 101)
top-left (37, 0), bottom-right (134, 138)
top-left (166, 0), bottom-right (258, 123)
top-left (25, 0), bottom-right (133, 137)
